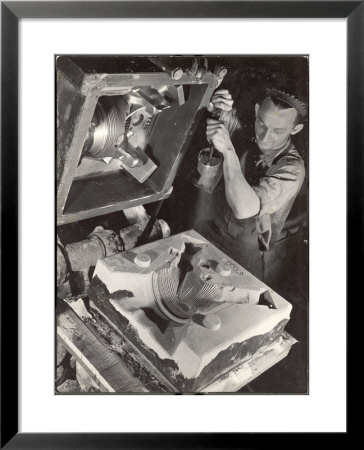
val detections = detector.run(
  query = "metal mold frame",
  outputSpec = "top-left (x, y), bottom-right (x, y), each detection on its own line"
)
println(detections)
top-left (56, 56), bottom-right (219, 225)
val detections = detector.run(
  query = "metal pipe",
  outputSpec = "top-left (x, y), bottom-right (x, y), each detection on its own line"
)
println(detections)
top-left (57, 218), bottom-right (170, 290)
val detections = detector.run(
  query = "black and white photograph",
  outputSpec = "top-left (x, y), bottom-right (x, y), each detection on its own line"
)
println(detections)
top-left (0, 0), bottom-right (355, 444)
top-left (56, 55), bottom-right (309, 394)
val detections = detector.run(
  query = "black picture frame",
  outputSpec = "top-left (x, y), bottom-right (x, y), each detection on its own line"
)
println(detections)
top-left (1, 1), bottom-right (356, 448)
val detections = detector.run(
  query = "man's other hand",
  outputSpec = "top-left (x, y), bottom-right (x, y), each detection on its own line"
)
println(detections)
top-left (206, 118), bottom-right (234, 155)
top-left (207, 89), bottom-right (234, 120)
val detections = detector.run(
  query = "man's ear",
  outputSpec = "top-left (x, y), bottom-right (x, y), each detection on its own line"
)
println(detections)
top-left (255, 103), bottom-right (259, 116)
top-left (290, 123), bottom-right (304, 135)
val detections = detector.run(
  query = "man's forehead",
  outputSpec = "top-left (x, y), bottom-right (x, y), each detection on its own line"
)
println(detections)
top-left (258, 97), bottom-right (297, 125)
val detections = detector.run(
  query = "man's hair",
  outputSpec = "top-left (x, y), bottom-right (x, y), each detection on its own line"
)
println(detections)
top-left (262, 88), bottom-right (308, 125)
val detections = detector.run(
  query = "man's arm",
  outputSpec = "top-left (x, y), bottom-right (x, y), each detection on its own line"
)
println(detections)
top-left (206, 119), bottom-right (260, 219)
top-left (206, 89), bottom-right (259, 219)
top-left (222, 148), bottom-right (260, 219)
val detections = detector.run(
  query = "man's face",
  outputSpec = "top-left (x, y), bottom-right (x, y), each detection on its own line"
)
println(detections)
top-left (254, 97), bottom-right (302, 153)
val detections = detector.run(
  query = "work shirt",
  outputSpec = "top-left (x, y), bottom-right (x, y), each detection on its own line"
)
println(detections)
top-left (200, 139), bottom-right (305, 277)
top-left (243, 139), bottom-right (305, 250)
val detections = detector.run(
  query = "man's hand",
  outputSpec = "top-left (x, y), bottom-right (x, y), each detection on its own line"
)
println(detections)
top-left (207, 89), bottom-right (234, 121)
top-left (206, 118), bottom-right (234, 155)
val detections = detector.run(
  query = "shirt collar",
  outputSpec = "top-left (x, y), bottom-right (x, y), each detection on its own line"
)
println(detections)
top-left (255, 139), bottom-right (292, 169)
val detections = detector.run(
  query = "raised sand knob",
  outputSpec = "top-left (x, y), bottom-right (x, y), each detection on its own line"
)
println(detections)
top-left (216, 260), bottom-right (231, 277)
top-left (202, 314), bottom-right (221, 331)
top-left (134, 253), bottom-right (151, 268)
top-left (171, 67), bottom-right (184, 80)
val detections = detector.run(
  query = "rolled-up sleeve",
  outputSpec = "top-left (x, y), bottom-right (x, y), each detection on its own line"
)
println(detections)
top-left (252, 157), bottom-right (305, 217)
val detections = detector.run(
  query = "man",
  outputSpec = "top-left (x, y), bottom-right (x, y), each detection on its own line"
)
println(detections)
top-left (200, 87), bottom-right (307, 280)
